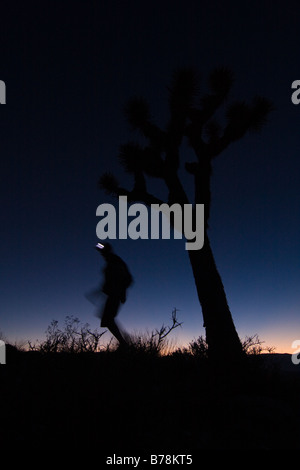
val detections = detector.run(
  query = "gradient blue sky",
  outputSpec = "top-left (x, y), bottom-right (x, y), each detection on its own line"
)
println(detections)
top-left (1, 0), bottom-right (300, 352)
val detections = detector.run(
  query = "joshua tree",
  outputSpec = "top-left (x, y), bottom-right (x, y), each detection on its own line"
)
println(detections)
top-left (99, 67), bottom-right (272, 360)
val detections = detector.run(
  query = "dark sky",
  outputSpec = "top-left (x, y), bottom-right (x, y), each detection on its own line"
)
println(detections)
top-left (1, 0), bottom-right (299, 352)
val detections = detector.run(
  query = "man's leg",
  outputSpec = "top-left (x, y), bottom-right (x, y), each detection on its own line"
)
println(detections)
top-left (101, 296), bottom-right (127, 345)
top-left (107, 319), bottom-right (127, 346)
top-left (100, 296), bottom-right (119, 327)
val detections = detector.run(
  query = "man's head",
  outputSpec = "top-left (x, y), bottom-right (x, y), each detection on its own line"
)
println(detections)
top-left (95, 242), bottom-right (113, 257)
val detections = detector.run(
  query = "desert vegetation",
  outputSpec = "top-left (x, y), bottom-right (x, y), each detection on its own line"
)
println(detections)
top-left (1, 313), bottom-right (299, 451)
top-left (24, 310), bottom-right (274, 359)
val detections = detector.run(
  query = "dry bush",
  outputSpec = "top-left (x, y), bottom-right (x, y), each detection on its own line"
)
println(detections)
top-left (28, 316), bottom-right (108, 353)
top-left (125, 308), bottom-right (183, 356)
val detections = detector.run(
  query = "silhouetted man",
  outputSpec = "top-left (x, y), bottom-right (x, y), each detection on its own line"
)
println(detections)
top-left (95, 242), bottom-right (133, 346)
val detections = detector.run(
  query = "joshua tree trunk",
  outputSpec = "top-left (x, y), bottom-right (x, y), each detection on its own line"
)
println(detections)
top-left (99, 67), bottom-right (272, 363)
top-left (188, 233), bottom-right (244, 360)
top-left (187, 160), bottom-right (244, 359)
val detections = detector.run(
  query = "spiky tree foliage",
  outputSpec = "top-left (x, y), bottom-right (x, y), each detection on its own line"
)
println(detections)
top-left (99, 67), bottom-right (272, 361)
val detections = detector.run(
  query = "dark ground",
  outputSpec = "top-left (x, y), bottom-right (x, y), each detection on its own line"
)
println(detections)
top-left (1, 346), bottom-right (300, 450)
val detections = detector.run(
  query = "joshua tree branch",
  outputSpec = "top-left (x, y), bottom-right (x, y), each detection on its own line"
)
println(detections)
top-left (99, 172), bottom-right (165, 207)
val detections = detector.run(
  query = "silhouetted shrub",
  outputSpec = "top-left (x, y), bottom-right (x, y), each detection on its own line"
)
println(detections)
top-left (188, 336), bottom-right (209, 358)
top-left (28, 316), bottom-right (108, 353)
top-left (124, 308), bottom-right (183, 357)
top-left (241, 334), bottom-right (275, 355)
top-left (172, 333), bottom-right (274, 361)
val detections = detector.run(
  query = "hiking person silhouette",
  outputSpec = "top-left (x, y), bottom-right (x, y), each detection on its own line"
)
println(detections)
top-left (95, 242), bottom-right (133, 346)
